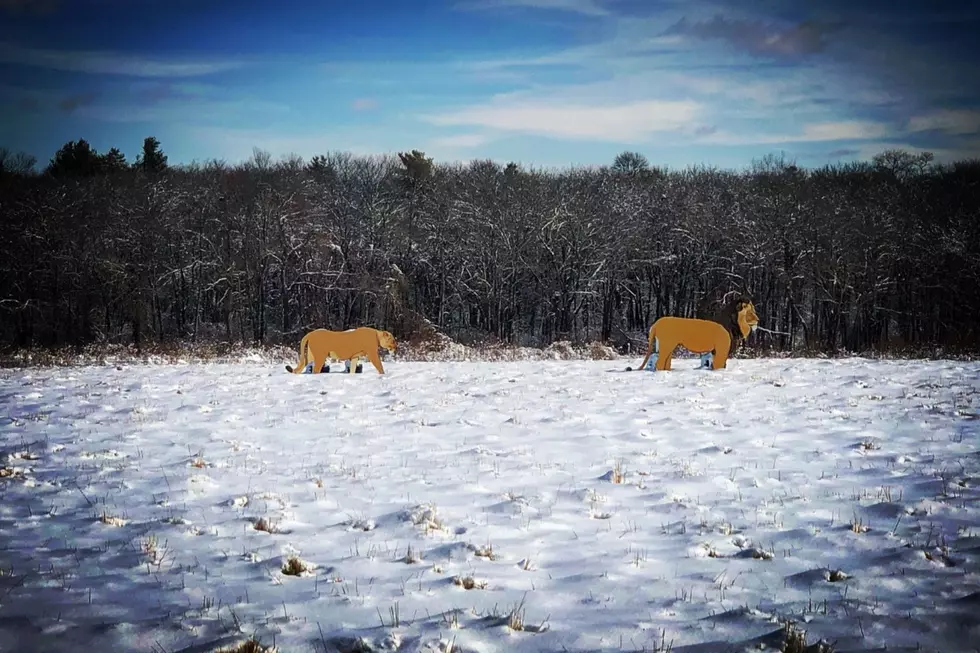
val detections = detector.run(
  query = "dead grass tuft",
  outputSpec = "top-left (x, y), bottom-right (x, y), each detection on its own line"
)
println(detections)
top-left (452, 575), bottom-right (487, 590)
top-left (602, 460), bottom-right (627, 484)
top-left (781, 621), bottom-right (807, 653)
top-left (99, 511), bottom-right (128, 527)
top-left (826, 569), bottom-right (849, 582)
top-left (138, 534), bottom-right (166, 565)
top-left (781, 620), bottom-right (835, 653)
top-left (281, 555), bottom-right (311, 576)
top-left (190, 457), bottom-right (208, 468)
top-left (924, 549), bottom-right (955, 567)
top-left (472, 542), bottom-right (497, 561)
top-left (400, 543), bottom-right (423, 564)
top-left (0, 467), bottom-right (25, 481)
top-left (216, 636), bottom-right (278, 653)
top-left (505, 593), bottom-right (549, 633)
top-left (253, 516), bottom-right (280, 534)
top-left (588, 341), bottom-right (618, 360)
top-left (406, 504), bottom-right (445, 534)
top-left (850, 513), bottom-right (870, 533)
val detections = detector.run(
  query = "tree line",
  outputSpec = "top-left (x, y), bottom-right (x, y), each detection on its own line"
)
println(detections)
top-left (1, 137), bottom-right (978, 356)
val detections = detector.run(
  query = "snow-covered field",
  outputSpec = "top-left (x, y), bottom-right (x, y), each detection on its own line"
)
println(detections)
top-left (2, 357), bottom-right (979, 653)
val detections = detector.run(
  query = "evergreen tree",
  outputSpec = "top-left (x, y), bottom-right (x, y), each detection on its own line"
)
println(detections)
top-left (135, 136), bottom-right (168, 173)
top-left (45, 139), bottom-right (103, 177)
top-left (100, 147), bottom-right (128, 172)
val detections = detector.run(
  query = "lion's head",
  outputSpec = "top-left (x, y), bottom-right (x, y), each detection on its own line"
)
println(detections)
top-left (378, 330), bottom-right (397, 354)
top-left (736, 301), bottom-right (759, 338)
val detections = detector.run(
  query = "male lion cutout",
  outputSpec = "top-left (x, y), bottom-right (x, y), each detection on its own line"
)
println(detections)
top-left (631, 301), bottom-right (759, 371)
top-left (285, 327), bottom-right (397, 375)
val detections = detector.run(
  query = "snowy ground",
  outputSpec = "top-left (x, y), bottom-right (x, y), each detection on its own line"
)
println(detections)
top-left (1, 357), bottom-right (979, 653)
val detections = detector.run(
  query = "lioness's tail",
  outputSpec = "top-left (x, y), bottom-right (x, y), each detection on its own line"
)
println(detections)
top-left (285, 332), bottom-right (311, 374)
top-left (633, 321), bottom-right (658, 371)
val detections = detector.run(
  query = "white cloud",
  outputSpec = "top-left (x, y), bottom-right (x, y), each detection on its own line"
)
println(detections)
top-left (700, 120), bottom-right (892, 146)
top-left (906, 109), bottom-right (980, 135)
top-left (430, 133), bottom-right (492, 148)
top-left (800, 121), bottom-right (891, 141)
top-left (461, 22), bottom-right (686, 73)
top-left (667, 73), bottom-right (793, 107)
top-left (663, 15), bottom-right (839, 58)
top-left (0, 42), bottom-right (242, 77)
top-left (423, 98), bottom-right (702, 142)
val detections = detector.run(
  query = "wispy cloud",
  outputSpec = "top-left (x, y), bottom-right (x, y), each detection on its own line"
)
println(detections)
top-left (663, 15), bottom-right (841, 58)
top-left (430, 133), bottom-right (491, 149)
top-left (423, 97), bottom-right (703, 142)
top-left (0, 42), bottom-right (243, 77)
top-left (456, 0), bottom-right (611, 16)
top-left (906, 109), bottom-right (980, 135)
top-left (700, 120), bottom-right (892, 146)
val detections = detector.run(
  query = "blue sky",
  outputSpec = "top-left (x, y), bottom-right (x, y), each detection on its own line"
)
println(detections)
top-left (2, 0), bottom-right (979, 171)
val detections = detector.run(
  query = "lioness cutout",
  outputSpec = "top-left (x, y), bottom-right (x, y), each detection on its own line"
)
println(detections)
top-left (632, 301), bottom-right (759, 371)
top-left (285, 327), bottom-right (397, 375)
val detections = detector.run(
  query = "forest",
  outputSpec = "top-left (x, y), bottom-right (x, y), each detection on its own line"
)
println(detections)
top-left (1, 137), bottom-right (978, 358)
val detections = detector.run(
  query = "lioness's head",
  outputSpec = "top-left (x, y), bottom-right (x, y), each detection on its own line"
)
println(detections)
top-left (737, 301), bottom-right (759, 338)
top-left (378, 330), bottom-right (397, 353)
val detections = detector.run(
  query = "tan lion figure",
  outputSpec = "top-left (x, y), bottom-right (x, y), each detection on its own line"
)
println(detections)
top-left (285, 327), bottom-right (397, 375)
top-left (631, 301), bottom-right (759, 371)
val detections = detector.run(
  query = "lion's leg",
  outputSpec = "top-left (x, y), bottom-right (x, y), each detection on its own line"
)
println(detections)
top-left (655, 341), bottom-right (673, 371)
top-left (366, 351), bottom-right (385, 374)
top-left (713, 336), bottom-right (731, 369)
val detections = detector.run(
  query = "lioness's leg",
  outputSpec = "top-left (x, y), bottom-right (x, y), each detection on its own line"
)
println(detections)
top-left (311, 349), bottom-right (327, 374)
top-left (655, 342), bottom-right (673, 370)
top-left (366, 351), bottom-right (385, 374)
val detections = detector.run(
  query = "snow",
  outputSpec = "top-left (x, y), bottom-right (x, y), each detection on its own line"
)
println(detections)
top-left (1, 357), bottom-right (979, 653)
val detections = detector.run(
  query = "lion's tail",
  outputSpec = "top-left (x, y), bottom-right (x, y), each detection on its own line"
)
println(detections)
top-left (285, 332), bottom-right (311, 373)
